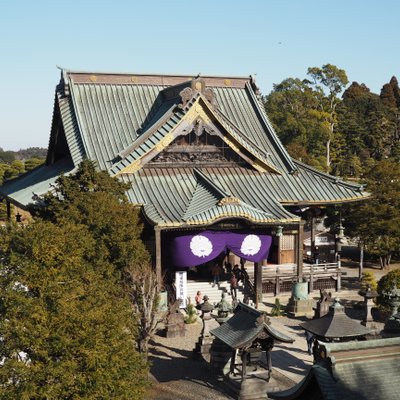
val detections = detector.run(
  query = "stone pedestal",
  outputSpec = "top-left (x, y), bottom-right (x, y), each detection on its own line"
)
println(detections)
top-left (359, 285), bottom-right (378, 328)
top-left (222, 371), bottom-right (269, 400)
top-left (287, 282), bottom-right (314, 317)
top-left (287, 298), bottom-right (315, 317)
top-left (194, 317), bottom-right (219, 358)
top-left (362, 297), bottom-right (378, 331)
top-left (165, 311), bottom-right (186, 338)
top-left (210, 338), bottom-right (232, 376)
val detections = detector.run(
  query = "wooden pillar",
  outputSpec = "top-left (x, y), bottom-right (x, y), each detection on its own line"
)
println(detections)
top-left (309, 265), bottom-right (314, 292)
top-left (310, 214), bottom-right (316, 263)
top-left (230, 349), bottom-right (236, 374)
top-left (155, 227), bottom-right (162, 285)
top-left (254, 262), bottom-right (262, 309)
top-left (359, 241), bottom-right (364, 280)
top-left (241, 350), bottom-right (247, 381)
top-left (277, 235), bottom-right (282, 265)
top-left (297, 222), bottom-right (304, 282)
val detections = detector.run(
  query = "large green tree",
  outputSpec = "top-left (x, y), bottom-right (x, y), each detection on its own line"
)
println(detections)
top-left (264, 77), bottom-right (328, 170)
top-left (0, 221), bottom-right (149, 399)
top-left (307, 64), bottom-right (349, 170)
top-left (264, 64), bottom-right (348, 172)
top-left (29, 160), bottom-right (160, 356)
top-left (30, 160), bottom-right (149, 271)
top-left (343, 160), bottom-right (400, 268)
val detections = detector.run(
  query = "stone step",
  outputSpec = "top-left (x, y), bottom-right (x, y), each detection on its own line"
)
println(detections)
top-left (186, 280), bottom-right (252, 306)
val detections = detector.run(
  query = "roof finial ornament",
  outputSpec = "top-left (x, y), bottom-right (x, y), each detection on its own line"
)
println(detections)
top-left (178, 87), bottom-right (194, 109)
top-left (192, 78), bottom-right (206, 93)
top-left (178, 77), bottom-right (217, 110)
top-left (250, 75), bottom-right (262, 100)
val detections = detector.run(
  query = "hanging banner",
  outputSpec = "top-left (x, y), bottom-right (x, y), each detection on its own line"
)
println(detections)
top-left (170, 231), bottom-right (272, 267)
top-left (175, 271), bottom-right (187, 308)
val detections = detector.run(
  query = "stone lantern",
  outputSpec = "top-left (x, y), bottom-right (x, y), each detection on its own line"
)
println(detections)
top-left (382, 285), bottom-right (400, 336)
top-left (216, 292), bottom-right (232, 324)
top-left (358, 285), bottom-right (378, 328)
top-left (194, 295), bottom-right (217, 357)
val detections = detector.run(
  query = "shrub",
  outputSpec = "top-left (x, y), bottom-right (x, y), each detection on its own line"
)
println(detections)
top-left (184, 303), bottom-right (197, 324)
top-left (377, 269), bottom-right (400, 307)
top-left (271, 298), bottom-right (283, 316)
top-left (361, 271), bottom-right (378, 291)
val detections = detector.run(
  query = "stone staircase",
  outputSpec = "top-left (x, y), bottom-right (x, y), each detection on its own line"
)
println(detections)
top-left (186, 279), bottom-right (252, 307)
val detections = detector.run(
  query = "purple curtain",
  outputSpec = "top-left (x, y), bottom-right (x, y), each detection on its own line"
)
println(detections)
top-left (170, 231), bottom-right (272, 267)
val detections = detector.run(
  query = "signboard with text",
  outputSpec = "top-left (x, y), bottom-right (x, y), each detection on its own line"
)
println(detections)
top-left (175, 271), bottom-right (187, 308)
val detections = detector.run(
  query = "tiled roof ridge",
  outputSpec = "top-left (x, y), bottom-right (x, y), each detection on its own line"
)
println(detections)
top-left (62, 69), bottom-right (251, 89)
top-left (63, 68), bottom-right (252, 81)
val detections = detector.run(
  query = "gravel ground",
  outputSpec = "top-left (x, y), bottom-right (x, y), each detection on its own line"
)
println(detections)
top-left (147, 321), bottom-right (232, 400)
top-left (147, 319), bottom-right (298, 400)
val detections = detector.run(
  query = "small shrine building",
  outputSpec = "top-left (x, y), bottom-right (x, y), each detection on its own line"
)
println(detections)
top-left (0, 70), bottom-right (369, 296)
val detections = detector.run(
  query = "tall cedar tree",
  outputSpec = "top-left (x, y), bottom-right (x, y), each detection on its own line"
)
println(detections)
top-left (0, 221), bottom-right (149, 399)
top-left (30, 160), bottom-right (150, 271)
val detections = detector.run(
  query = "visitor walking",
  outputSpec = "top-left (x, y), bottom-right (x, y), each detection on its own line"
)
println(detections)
top-left (211, 263), bottom-right (222, 287)
top-left (233, 264), bottom-right (241, 283)
top-left (305, 330), bottom-right (314, 355)
top-left (230, 273), bottom-right (238, 300)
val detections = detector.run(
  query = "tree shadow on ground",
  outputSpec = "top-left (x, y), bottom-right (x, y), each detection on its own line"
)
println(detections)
top-left (342, 276), bottom-right (361, 290)
top-left (271, 349), bottom-right (311, 376)
top-left (148, 340), bottom-right (232, 399)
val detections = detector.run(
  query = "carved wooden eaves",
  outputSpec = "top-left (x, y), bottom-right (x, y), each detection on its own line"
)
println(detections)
top-left (115, 84), bottom-right (281, 175)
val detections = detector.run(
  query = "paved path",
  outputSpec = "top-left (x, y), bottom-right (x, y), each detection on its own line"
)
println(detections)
top-left (147, 263), bottom-right (392, 399)
top-left (267, 316), bottom-right (313, 383)
top-left (147, 315), bottom-right (313, 399)
top-left (148, 322), bottom-right (232, 400)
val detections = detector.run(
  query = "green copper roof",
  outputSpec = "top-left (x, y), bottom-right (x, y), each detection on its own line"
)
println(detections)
top-left (0, 158), bottom-right (74, 208)
top-left (269, 337), bottom-right (400, 400)
top-left (211, 303), bottom-right (294, 348)
top-left (59, 71), bottom-right (296, 173)
top-left (301, 299), bottom-right (371, 339)
top-left (121, 167), bottom-right (299, 227)
top-left (1, 70), bottom-right (370, 214)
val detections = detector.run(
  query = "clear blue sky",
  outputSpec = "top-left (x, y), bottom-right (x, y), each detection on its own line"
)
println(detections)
top-left (0, 0), bottom-right (399, 151)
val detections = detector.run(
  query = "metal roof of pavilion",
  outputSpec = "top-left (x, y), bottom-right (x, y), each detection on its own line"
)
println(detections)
top-left (0, 70), bottom-right (370, 220)
top-left (269, 337), bottom-right (400, 400)
top-left (210, 303), bottom-right (294, 349)
top-left (300, 299), bottom-right (371, 339)
top-left (0, 158), bottom-right (74, 208)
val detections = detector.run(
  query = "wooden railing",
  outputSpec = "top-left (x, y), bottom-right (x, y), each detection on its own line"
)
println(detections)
top-left (249, 262), bottom-right (343, 296)
top-left (241, 268), bottom-right (256, 303)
